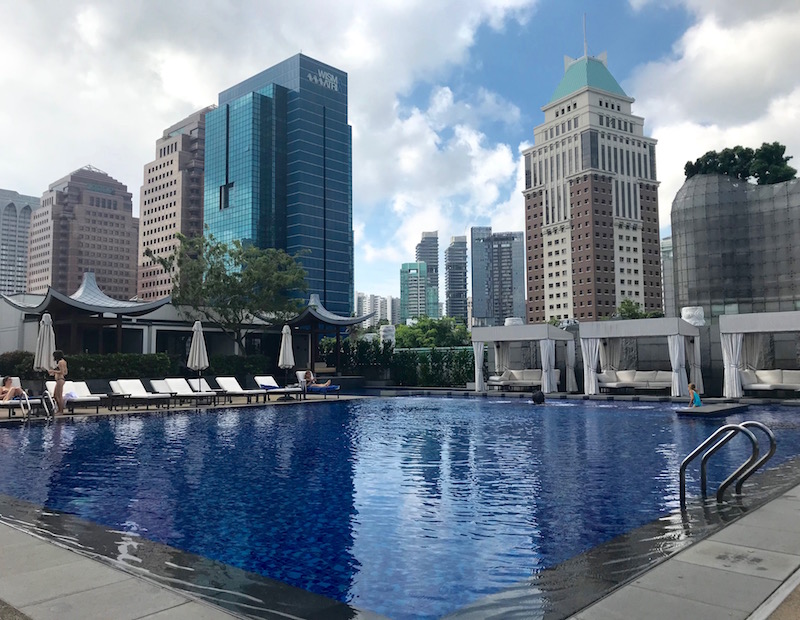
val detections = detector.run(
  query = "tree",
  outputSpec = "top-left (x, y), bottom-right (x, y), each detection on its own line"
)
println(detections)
top-left (750, 141), bottom-right (797, 185)
top-left (146, 232), bottom-right (307, 353)
top-left (616, 298), bottom-right (645, 320)
top-left (395, 317), bottom-right (470, 348)
top-left (684, 142), bottom-right (795, 184)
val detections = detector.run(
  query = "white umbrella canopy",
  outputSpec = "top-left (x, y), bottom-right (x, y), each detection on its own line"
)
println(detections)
top-left (33, 313), bottom-right (56, 372)
top-left (187, 321), bottom-right (209, 372)
top-left (278, 324), bottom-right (295, 370)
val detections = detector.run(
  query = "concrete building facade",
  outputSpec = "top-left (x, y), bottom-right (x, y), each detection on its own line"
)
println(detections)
top-left (660, 236), bottom-right (675, 317)
top-left (29, 166), bottom-right (138, 299)
top-left (522, 52), bottom-right (662, 324)
top-left (0, 189), bottom-right (40, 295)
top-left (445, 235), bottom-right (468, 322)
top-left (471, 226), bottom-right (525, 327)
top-left (416, 231), bottom-right (439, 318)
top-left (138, 106), bottom-right (214, 300)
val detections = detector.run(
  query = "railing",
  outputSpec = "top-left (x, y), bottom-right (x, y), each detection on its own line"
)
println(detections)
top-left (680, 421), bottom-right (775, 507)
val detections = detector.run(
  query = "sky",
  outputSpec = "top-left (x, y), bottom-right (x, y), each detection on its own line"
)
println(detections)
top-left (3, 0), bottom-right (800, 300)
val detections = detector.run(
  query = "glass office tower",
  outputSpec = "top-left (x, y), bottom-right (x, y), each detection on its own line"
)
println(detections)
top-left (205, 54), bottom-right (354, 315)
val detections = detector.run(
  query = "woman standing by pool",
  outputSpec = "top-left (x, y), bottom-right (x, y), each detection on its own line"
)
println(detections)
top-left (48, 350), bottom-right (67, 415)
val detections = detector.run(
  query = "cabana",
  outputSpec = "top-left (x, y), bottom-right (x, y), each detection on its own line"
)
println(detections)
top-left (471, 324), bottom-right (576, 394)
top-left (719, 311), bottom-right (800, 398)
top-left (579, 318), bottom-right (702, 397)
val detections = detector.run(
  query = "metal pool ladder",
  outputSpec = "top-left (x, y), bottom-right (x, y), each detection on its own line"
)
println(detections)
top-left (680, 421), bottom-right (776, 508)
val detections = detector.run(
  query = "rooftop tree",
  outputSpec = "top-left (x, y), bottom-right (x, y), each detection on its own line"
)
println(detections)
top-left (146, 232), bottom-right (307, 353)
top-left (684, 142), bottom-right (796, 184)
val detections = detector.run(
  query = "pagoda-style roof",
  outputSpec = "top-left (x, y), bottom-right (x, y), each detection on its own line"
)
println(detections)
top-left (2, 272), bottom-right (171, 316)
top-left (288, 294), bottom-right (374, 327)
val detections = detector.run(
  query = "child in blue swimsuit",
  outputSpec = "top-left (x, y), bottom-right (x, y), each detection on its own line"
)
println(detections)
top-left (688, 383), bottom-right (701, 407)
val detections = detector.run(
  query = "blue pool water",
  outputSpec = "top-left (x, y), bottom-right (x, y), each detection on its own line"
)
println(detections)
top-left (0, 398), bottom-right (799, 619)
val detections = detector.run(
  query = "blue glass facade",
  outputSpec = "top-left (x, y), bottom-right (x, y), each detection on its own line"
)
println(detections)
top-left (205, 54), bottom-right (353, 315)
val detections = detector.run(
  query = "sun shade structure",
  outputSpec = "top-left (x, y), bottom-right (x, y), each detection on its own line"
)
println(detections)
top-left (719, 311), bottom-right (800, 398)
top-left (579, 318), bottom-right (701, 397)
top-left (33, 312), bottom-right (56, 373)
top-left (471, 324), bottom-right (575, 394)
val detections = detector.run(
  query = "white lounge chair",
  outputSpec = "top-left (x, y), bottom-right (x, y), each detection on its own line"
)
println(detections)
top-left (46, 380), bottom-right (104, 414)
top-left (0, 377), bottom-right (49, 418)
top-left (255, 375), bottom-right (303, 401)
top-left (165, 378), bottom-right (218, 405)
top-left (215, 376), bottom-right (266, 403)
top-left (114, 379), bottom-right (172, 409)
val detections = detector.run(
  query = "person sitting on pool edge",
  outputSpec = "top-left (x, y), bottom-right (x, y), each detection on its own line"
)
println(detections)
top-left (688, 382), bottom-right (702, 408)
top-left (0, 377), bottom-right (25, 401)
top-left (304, 370), bottom-right (331, 388)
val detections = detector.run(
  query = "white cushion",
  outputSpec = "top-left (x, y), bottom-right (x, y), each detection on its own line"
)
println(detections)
top-left (521, 369), bottom-right (542, 382)
top-left (597, 371), bottom-right (618, 383)
top-left (616, 370), bottom-right (637, 382)
top-left (739, 369), bottom-right (758, 385)
top-left (755, 369), bottom-right (783, 384)
top-left (655, 371), bottom-right (674, 383)
top-left (634, 371), bottom-right (657, 382)
top-left (782, 370), bottom-right (800, 385)
top-left (508, 370), bottom-right (524, 381)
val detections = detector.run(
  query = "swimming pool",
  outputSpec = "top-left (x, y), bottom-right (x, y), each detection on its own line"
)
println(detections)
top-left (0, 398), bottom-right (799, 619)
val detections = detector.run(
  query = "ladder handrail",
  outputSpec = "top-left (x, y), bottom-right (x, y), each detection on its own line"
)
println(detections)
top-left (735, 421), bottom-right (777, 494)
top-left (680, 423), bottom-right (757, 507)
top-left (700, 427), bottom-right (759, 498)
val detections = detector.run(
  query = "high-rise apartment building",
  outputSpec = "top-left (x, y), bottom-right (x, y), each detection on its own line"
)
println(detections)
top-left (415, 231), bottom-right (439, 318)
top-left (204, 53), bottom-right (353, 316)
top-left (0, 189), bottom-right (40, 295)
top-left (522, 52), bottom-right (661, 323)
top-left (445, 235), bottom-right (468, 322)
top-left (138, 106), bottom-right (214, 300)
top-left (400, 262), bottom-right (437, 323)
top-left (29, 166), bottom-right (138, 299)
top-left (387, 295), bottom-right (401, 325)
top-left (660, 236), bottom-right (675, 317)
top-left (470, 226), bottom-right (525, 327)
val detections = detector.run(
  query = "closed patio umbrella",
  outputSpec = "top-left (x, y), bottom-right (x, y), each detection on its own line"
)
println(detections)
top-left (33, 313), bottom-right (56, 374)
top-left (278, 325), bottom-right (295, 398)
top-left (187, 321), bottom-right (209, 377)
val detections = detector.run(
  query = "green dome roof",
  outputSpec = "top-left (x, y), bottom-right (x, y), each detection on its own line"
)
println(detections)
top-left (549, 56), bottom-right (627, 104)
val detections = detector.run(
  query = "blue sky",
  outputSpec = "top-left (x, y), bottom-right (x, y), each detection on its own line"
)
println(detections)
top-left (2, 1), bottom-right (800, 302)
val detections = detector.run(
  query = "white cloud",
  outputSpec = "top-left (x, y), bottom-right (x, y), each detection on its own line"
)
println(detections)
top-left (627, 3), bottom-right (800, 236)
top-left (0, 0), bottom-right (537, 299)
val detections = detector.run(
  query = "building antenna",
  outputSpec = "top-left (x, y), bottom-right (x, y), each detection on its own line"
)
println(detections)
top-left (583, 13), bottom-right (588, 58)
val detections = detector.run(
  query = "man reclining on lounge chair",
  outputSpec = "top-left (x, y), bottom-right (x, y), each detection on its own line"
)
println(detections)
top-left (303, 370), bottom-right (332, 388)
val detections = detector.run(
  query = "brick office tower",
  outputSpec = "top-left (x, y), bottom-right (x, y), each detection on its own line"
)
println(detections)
top-left (522, 52), bottom-right (662, 323)
top-left (137, 106), bottom-right (214, 300)
top-left (29, 166), bottom-right (138, 299)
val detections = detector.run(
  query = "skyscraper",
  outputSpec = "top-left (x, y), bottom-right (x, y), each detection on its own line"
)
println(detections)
top-left (400, 262), bottom-right (437, 323)
top-left (522, 52), bottom-right (661, 323)
top-left (0, 189), bottom-right (40, 295)
top-left (470, 227), bottom-right (525, 326)
top-left (204, 53), bottom-right (353, 315)
top-left (445, 235), bottom-right (468, 322)
top-left (29, 166), bottom-right (138, 299)
top-left (415, 231), bottom-right (439, 318)
top-left (138, 106), bottom-right (214, 300)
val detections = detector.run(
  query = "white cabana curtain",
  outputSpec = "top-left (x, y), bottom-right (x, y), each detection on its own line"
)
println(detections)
top-left (473, 341), bottom-right (485, 392)
top-left (667, 335), bottom-right (689, 397)
top-left (686, 336), bottom-right (704, 394)
top-left (540, 338), bottom-right (556, 393)
top-left (741, 333), bottom-right (765, 370)
top-left (493, 341), bottom-right (510, 373)
top-left (566, 340), bottom-right (578, 393)
top-left (598, 338), bottom-right (622, 372)
top-left (721, 332), bottom-right (744, 398)
top-left (581, 338), bottom-right (600, 395)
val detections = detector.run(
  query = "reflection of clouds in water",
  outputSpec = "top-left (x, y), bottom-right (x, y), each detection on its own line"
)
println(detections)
top-left (216, 410), bottom-right (240, 447)
top-left (113, 417), bottom-right (144, 447)
top-left (164, 413), bottom-right (190, 440)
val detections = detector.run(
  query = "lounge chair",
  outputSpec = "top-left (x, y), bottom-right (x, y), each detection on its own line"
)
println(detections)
top-left (164, 378), bottom-right (218, 406)
top-left (0, 377), bottom-right (49, 418)
top-left (295, 371), bottom-right (340, 399)
top-left (254, 375), bottom-right (303, 401)
top-left (215, 376), bottom-right (266, 404)
top-left (46, 380), bottom-right (104, 414)
top-left (113, 379), bottom-right (172, 409)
